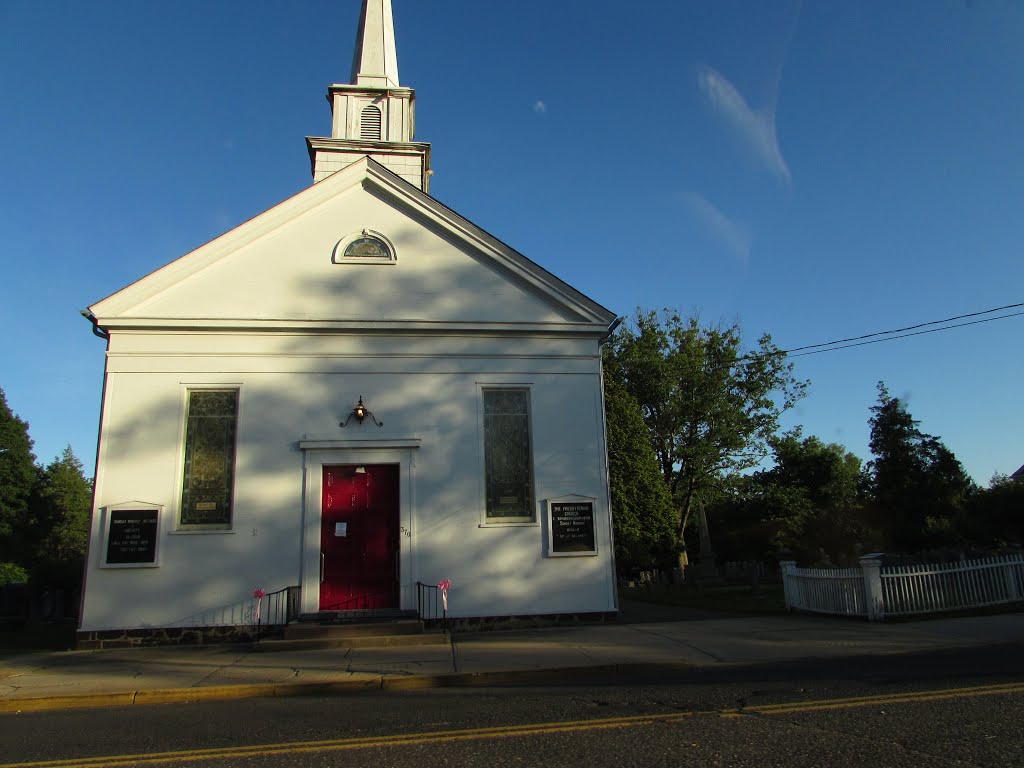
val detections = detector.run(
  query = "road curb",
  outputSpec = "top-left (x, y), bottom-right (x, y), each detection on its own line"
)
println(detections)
top-left (0, 691), bottom-right (137, 714)
top-left (0, 663), bottom-right (700, 714)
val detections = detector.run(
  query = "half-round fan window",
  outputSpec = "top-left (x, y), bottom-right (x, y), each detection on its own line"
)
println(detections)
top-left (344, 237), bottom-right (389, 260)
top-left (333, 231), bottom-right (397, 264)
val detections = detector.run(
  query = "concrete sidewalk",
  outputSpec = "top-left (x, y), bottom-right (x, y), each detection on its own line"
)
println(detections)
top-left (3, 602), bottom-right (1023, 713)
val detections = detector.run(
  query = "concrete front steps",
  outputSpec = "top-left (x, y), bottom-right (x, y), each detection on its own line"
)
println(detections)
top-left (253, 617), bottom-right (448, 652)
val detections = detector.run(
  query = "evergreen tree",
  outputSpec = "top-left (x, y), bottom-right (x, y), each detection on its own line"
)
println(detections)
top-left (0, 387), bottom-right (37, 566)
top-left (867, 383), bottom-right (975, 552)
top-left (30, 446), bottom-right (93, 589)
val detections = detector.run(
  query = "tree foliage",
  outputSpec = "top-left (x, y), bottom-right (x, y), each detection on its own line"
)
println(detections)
top-left (960, 473), bottom-right (1024, 549)
top-left (604, 310), bottom-right (808, 565)
top-left (0, 388), bottom-right (93, 593)
top-left (0, 561), bottom-right (29, 587)
top-left (867, 383), bottom-right (976, 551)
top-left (769, 432), bottom-right (866, 561)
top-left (603, 375), bottom-right (677, 573)
top-left (30, 446), bottom-right (93, 587)
top-left (711, 432), bottom-right (868, 564)
top-left (0, 387), bottom-right (38, 563)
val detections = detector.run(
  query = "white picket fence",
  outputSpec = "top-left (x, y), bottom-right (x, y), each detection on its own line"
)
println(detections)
top-left (780, 564), bottom-right (867, 617)
top-left (781, 554), bottom-right (1024, 621)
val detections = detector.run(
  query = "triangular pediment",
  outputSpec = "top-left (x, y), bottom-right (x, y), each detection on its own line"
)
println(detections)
top-left (91, 159), bottom-right (614, 335)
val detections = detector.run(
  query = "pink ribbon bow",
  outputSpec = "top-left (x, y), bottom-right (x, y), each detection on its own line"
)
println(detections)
top-left (252, 588), bottom-right (266, 621)
top-left (437, 578), bottom-right (451, 612)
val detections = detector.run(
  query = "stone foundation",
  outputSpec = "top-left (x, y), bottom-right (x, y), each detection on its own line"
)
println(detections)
top-left (76, 624), bottom-right (284, 650)
top-left (76, 611), bottom-right (619, 649)
top-left (431, 611), bottom-right (619, 633)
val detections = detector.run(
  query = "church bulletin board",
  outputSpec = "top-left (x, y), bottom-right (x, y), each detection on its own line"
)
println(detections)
top-left (547, 500), bottom-right (597, 556)
top-left (103, 507), bottom-right (161, 567)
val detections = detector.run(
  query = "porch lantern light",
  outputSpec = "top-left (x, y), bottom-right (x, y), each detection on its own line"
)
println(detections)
top-left (340, 395), bottom-right (383, 428)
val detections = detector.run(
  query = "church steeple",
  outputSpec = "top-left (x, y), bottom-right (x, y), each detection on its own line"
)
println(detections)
top-left (306, 0), bottom-right (431, 191)
top-left (351, 0), bottom-right (401, 89)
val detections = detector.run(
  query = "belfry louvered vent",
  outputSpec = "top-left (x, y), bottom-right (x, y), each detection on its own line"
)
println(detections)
top-left (360, 105), bottom-right (382, 140)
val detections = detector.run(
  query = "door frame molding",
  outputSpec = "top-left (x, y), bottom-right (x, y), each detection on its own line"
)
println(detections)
top-left (299, 438), bottom-right (420, 616)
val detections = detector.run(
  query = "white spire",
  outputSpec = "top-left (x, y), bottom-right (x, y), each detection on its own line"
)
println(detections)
top-left (308, 0), bottom-right (431, 191)
top-left (350, 0), bottom-right (401, 88)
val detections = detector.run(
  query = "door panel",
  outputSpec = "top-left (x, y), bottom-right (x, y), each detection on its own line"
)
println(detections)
top-left (319, 464), bottom-right (399, 610)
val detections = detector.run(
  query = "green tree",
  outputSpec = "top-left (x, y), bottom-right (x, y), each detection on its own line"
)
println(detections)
top-left (29, 446), bottom-right (93, 589)
top-left (706, 475), bottom-right (800, 564)
top-left (711, 433), bottom-right (868, 565)
top-left (867, 383), bottom-right (976, 551)
top-left (0, 386), bottom-right (37, 566)
top-left (764, 432), bottom-right (868, 562)
top-left (603, 375), bottom-right (677, 574)
top-left (605, 310), bottom-right (808, 567)
top-left (960, 473), bottom-right (1024, 548)
top-left (0, 561), bottom-right (29, 587)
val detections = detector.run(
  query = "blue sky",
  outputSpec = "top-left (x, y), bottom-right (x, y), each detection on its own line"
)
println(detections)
top-left (1, 0), bottom-right (1022, 483)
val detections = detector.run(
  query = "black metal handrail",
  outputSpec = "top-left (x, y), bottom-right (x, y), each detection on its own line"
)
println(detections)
top-left (266, 585), bottom-right (301, 624)
top-left (416, 581), bottom-right (447, 629)
top-left (253, 585), bottom-right (300, 639)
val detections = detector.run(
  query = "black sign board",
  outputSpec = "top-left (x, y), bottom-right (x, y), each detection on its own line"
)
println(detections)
top-left (550, 501), bottom-right (596, 554)
top-left (106, 509), bottom-right (159, 565)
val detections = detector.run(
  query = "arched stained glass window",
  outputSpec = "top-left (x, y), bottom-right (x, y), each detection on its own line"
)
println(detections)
top-left (344, 237), bottom-right (389, 260)
top-left (333, 231), bottom-right (397, 264)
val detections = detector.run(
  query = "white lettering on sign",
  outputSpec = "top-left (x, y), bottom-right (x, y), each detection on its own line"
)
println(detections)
top-left (550, 501), bottom-right (596, 554)
top-left (105, 510), bottom-right (159, 565)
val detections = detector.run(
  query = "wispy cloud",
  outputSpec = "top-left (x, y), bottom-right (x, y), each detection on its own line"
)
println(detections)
top-left (683, 191), bottom-right (751, 265)
top-left (532, 100), bottom-right (547, 114)
top-left (696, 64), bottom-right (791, 184)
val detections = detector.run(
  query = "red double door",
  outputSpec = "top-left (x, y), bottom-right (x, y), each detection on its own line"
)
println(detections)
top-left (319, 465), bottom-right (399, 611)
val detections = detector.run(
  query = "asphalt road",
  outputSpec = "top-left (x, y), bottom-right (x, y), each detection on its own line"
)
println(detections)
top-left (2, 642), bottom-right (1023, 768)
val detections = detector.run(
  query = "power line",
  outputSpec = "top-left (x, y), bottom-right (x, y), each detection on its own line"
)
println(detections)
top-left (786, 310), bottom-right (1024, 358)
top-left (735, 302), bottom-right (1024, 364)
top-left (782, 302), bottom-right (1024, 354)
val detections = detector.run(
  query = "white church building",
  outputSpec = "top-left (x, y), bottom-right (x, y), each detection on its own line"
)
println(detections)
top-left (79, 0), bottom-right (619, 645)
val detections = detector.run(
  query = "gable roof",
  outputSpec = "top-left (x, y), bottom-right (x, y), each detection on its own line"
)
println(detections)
top-left (90, 158), bottom-right (616, 336)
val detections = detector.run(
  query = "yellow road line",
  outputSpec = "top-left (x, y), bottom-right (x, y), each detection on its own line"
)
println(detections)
top-left (747, 681), bottom-right (1024, 715)
top-left (3, 681), bottom-right (1022, 768)
top-left (0, 714), bottom-right (699, 768)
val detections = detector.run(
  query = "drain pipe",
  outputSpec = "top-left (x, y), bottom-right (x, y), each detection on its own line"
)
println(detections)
top-left (599, 316), bottom-right (623, 346)
top-left (80, 310), bottom-right (109, 341)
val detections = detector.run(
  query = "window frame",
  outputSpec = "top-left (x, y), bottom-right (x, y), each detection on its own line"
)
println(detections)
top-left (176, 387), bottom-right (240, 532)
top-left (479, 385), bottom-right (537, 526)
top-left (332, 229), bottom-right (397, 265)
